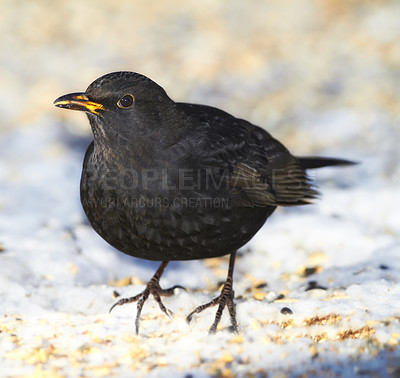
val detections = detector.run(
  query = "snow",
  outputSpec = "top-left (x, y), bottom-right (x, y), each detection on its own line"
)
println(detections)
top-left (1, 1), bottom-right (400, 376)
top-left (1, 113), bottom-right (399, 377)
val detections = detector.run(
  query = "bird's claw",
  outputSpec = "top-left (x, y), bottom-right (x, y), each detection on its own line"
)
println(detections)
top-left (187, 283), bottom-right (238, 334)
top-left (109, 279), bottom-right (184, 334)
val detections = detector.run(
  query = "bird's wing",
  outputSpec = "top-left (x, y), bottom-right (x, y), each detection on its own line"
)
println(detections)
top-left (178, 102), bottom-right (318, 208)
top-left (230, 157), bottom-right (318, 207)
top-left (207, 118), bottom-right (318, 207)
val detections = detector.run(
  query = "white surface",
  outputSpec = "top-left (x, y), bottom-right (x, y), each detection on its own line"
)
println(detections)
top-left (1, 1), bottom-right (400, 376)
top-left (0, 119), bottom-right (399, 377)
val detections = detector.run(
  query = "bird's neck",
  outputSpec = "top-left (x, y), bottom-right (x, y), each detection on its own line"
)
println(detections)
top-left (89, 123), bottom-right (180, 172)
top-left (88, 110), bottom-right (191, 169)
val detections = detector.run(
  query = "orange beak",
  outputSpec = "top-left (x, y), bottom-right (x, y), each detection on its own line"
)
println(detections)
top-left (54, 93), bottom-right (106, 115)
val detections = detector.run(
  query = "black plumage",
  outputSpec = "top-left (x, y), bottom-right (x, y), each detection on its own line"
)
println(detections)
top-left (54, 71), bottom-right (355, 333)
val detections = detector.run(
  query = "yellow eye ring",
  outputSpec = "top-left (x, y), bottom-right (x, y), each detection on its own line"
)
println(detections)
top-left (117, 94), bottom-right (134, 109)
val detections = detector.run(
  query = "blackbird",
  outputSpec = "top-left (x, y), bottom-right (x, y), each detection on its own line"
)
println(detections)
top-left (54, 71), bottom-right (354, 334)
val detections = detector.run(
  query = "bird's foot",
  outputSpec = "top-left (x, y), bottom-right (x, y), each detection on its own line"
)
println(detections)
top-left (110, 281), bottom-right (184, 334)
top-left (109, 262), bottom-right (184, 334)
top-left (186, 282), bottom-right (238, 334)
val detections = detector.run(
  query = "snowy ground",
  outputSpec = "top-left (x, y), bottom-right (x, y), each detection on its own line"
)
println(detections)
top-left (1, 1), bottom-right (400, 377)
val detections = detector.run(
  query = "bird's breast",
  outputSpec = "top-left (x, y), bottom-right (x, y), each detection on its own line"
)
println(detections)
top-left (79, 149), bottom-right (273, 261)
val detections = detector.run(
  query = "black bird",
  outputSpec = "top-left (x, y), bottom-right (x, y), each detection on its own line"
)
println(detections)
top-left (54, 71), bottom-right (354, 334)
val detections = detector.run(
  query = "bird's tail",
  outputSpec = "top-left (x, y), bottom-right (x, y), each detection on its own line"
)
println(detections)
top-left (297, 156), bottom-right (357, 170)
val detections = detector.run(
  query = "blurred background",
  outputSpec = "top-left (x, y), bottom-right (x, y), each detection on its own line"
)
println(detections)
top-left (1, 1), bottom-right (400, 376)
top-left (2, 0), bottom-right (400, 151)
top-left (1, 0), bottom-right (399, 280)
top-left (1, 0), bottom-right (400, 296)
top-left (1, 0), bottom-right (399, 238)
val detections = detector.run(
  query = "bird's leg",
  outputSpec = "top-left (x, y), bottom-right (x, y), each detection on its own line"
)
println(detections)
top-left (187, 251), bottom-right (238, 334)
top-left (109, 261), bottom-right (184, 334)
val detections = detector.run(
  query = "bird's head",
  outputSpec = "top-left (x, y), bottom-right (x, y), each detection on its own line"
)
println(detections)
top-left (54, 71), bottom-right (175, 141)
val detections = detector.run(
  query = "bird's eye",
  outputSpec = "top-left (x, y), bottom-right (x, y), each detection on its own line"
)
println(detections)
top-left (117, 94), bottom-right (134, 109)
